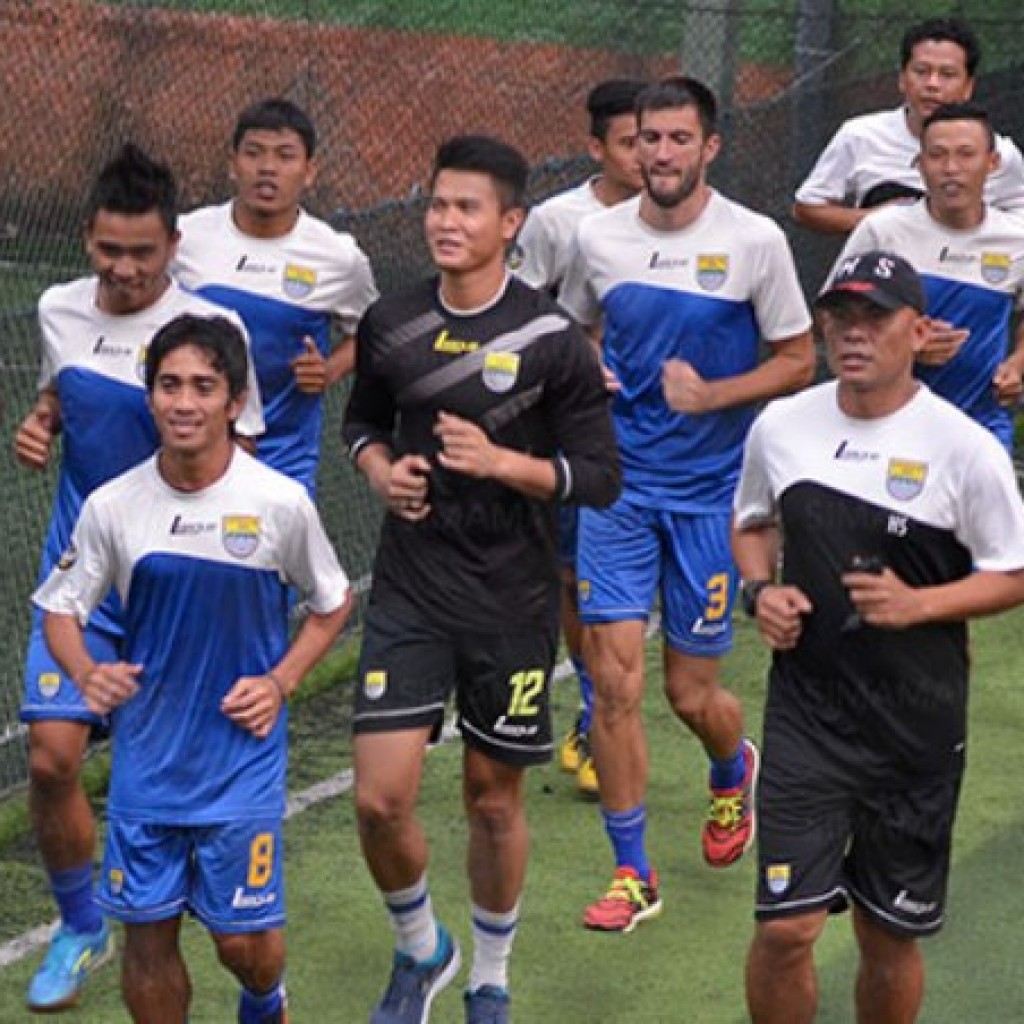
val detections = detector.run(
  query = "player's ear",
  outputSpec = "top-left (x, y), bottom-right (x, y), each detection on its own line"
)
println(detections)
top-left (502, 205), bottom-right (526, 244)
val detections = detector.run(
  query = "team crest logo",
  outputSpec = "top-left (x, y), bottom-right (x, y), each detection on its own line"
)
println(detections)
top-left (38, 673), bottom-right (60, 700)
top-left (577, 579), bottom-right (591, 603)
top-left (506, 242), bottom-right (524, 271)
top-left (766, 863), bottom-right (791, 896)
top-left (696, 254), bottom-right (728, 292)
top-left (482, 352), bottom-right (520, 393)
top-left (109, 868), bottom-right (125, 896)
top-left (981, 252), bottom-right (1011, 285)
top-left (57, 542), bottom-right (78, 571)
top-left (222, 515), bottom-right (261, 558)
top-left (886, 458), bottom-right (927, 501)
top-left (364, 670), bottom-right (387, 701)
top-left (282, 263), bottom-right (316, 300)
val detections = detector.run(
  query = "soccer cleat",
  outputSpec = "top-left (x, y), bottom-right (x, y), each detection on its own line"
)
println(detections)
top-left (370, 924), bottom-right (461, 1024)
top-left (26, 920), bottom-right (115, 1012)
top-left (575, 734), bottom-right (599, 796)
top-left (464, 985), bottom-right (510, 1024)
top-left (703, 737), bottom-right (760, 868)
top-left (559, 723), bottom-right (583, 774)
top-left (582, 867), bottom-right (662, 934)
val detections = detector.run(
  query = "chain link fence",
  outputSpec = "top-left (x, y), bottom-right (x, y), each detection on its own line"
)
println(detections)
top-left (2, 0), bottom-right (1023, 793)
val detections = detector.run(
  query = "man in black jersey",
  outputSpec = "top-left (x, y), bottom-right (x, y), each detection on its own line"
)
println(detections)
top-left (732, 250), bottom-right (1024, 1023)
top-left (343, 135), bottom-right (620, 1024)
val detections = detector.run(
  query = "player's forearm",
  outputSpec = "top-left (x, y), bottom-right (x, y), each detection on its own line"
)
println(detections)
top-left (731, 521), bottom-right (780, 582)
top-left (703, 334), bottom-right (815, 411)
top-left (270, 593), bottom-right (354, 700)
top-left (325, 337), bottom-right (356, 386)
top-left (489, 447), bottom-right (560, 500)
top-left (353, 441), bottom-right (396, 500)
top-left (41, 613), bottom-right (94, 685)
top-left (906, 569), bottom-right (1024, 625)
top-left (792, 201), bottom-right (866, 236)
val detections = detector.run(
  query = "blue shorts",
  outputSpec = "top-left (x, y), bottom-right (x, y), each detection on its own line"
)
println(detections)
top-left (576, 498), bottom-right (737, 656)
top-left (98, 817), bottom-right (285, 934)
top-left (21, 611), bottom-right (118, 726)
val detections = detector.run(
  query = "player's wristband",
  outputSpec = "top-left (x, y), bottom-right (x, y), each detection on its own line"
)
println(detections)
top-left (267, 671), bottom-right (289, 703)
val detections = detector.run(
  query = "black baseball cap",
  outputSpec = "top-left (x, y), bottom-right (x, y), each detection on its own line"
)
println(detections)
top-left (817, 250), bottom-right (926, 314)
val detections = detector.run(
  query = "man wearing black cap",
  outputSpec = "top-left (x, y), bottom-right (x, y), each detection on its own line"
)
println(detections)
top-left (731, 250), bottom-right (1024, 1023)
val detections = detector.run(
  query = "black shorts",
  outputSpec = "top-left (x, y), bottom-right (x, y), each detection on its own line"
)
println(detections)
top-left (352, 602), bottom-right (556, 767)
top-left (756, 691), bottom-right (965, 938)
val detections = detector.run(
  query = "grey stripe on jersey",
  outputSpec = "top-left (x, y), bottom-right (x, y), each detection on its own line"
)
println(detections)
top-left (480, 384), bottom-right (544, 434)
top-left (396, 313), bottom-right (570, 405)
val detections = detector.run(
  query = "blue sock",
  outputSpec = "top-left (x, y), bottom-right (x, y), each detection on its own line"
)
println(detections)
top-left (49, 865), bottom-right (102, 935)
top-left (710, 743), bottom-right (746, 790)
top-left (572, 657), bottom-right (594, 733)
top-left (601, 804), bottom-right (650, 880)
top-left (238, 981), bottom-right (284, 1023)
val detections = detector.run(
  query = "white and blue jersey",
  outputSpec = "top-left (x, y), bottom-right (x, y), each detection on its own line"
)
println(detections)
top-left (174, 203), bottom-right (378, 492)
top-left (32, 278), bottom-right (264, 639)
top-left (832, 200), bottom-right (1024, 448)
top-left (559, 191), bottom-right (812, 512)
top-left (33, 449), bottom-right (350, 824)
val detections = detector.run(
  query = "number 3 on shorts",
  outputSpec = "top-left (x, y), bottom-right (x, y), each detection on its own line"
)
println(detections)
top-left (248, 832), bottom-right (275, 888)
top-left (507, 669), bottom-right (545, 717)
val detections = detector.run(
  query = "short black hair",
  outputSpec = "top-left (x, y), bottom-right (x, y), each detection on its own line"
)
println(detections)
top-left (900, 17), bottom-right (980, 77)
top-left (430, 134), bottom-right (529, 211)
top-left (232, 98), bottom-right (317, 158)
top-left (587, 79), bottom-right (646, 141)
top-left (85, 143), bottom-right (177, 235)
top-left (922, 101), bottom-right (995, 151)
top-left (635, 75), bottom-right (718, 138)
top-left (145, 315), bottom-right (249, 403)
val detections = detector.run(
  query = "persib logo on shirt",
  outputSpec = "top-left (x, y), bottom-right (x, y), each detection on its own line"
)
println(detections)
top-left (981, 252), bottom-right (1011, 285)
top-left (696, 254), bottom-right (729, 292)
top-left (282, 263), bottom-right (317, 300)
top-left (482, 351), bottom-right (520, 393)
top-left (886, 458), bottom-right (927, 501)
top-left (222, 515), bottom-right (261, 558)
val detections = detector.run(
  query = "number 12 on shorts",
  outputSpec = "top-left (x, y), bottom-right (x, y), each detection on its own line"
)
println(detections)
top-left (507, 669), bottom-right (545, 717)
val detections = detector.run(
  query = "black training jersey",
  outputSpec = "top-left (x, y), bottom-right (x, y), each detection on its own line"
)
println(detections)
top-left (735, 382), bottom-right (1024, 767)
top-left (343, 275), bottom-right (620, 631)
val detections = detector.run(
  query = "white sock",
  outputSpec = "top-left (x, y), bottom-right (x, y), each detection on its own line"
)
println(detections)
top-left (469, 901), bottom-right (519, 993)
top-left (383, 876), bottom-right (438, 962)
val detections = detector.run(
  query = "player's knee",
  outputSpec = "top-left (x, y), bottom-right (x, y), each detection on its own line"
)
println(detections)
top-left (752, 916), bottom-right (822, 966)
top-left (354, 784), bottom-right (415, 838)
top-left (592, 683), bottom-right (643, 724)
top-left (214, 931), bottom-right (284, 991)
top-left (464, 783), bottom-right (521, 840)
top-left (28, 737), bottom-right (83, 792)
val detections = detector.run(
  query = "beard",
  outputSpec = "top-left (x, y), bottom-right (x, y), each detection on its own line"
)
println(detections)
top-left (642, 161), bottom-right (701, 210)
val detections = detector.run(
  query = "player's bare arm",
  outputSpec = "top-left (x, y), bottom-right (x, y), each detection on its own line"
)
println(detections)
top-left (14, 388), bottom-right (61, 469)
top-left (324, 333), bottom-right (357, 386)
top-left (290, 335), bottom-right (329, 394)
top-left (732, 517), bottom-right (813, 650)
top-left (434, 410), bottom-right (558, 499)
top-left (222, 592), bottom-right (353, 739)
top-left (42, 611), bottom-right (142, 715)
top-left (843, 565), bottom-right (1024, 629)
top-left (662, 330), bottom-right (815, 414)
top-left (792, 201), bottom-right (874, 236)
top-left (992, 321), bottom-right (1024, 406)
top-left (915, 316), bottom-right (970, 366)
top-left (356, 441), bottom-right (432, 521)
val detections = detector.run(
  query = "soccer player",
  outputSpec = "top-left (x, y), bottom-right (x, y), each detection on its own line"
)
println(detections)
top-left (793, 17), bottom-right (1024, 236)
top-left (514, 76), bottom-right (645, 796)
top-left (733, 250), bottom-right (1024, 1023)
top-left (173, 97), bottom-right (378, 494)
top-left (828, 102), bottom-right (1024, 450)
top-left (558, 75), bottom-right (814, 933)
top-left (343, 135), bottom-right (620, 1024)
top-left (14, 144), bottom-right (264, 1013)
top-left (34, 314), bottom-right (352, 1024)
